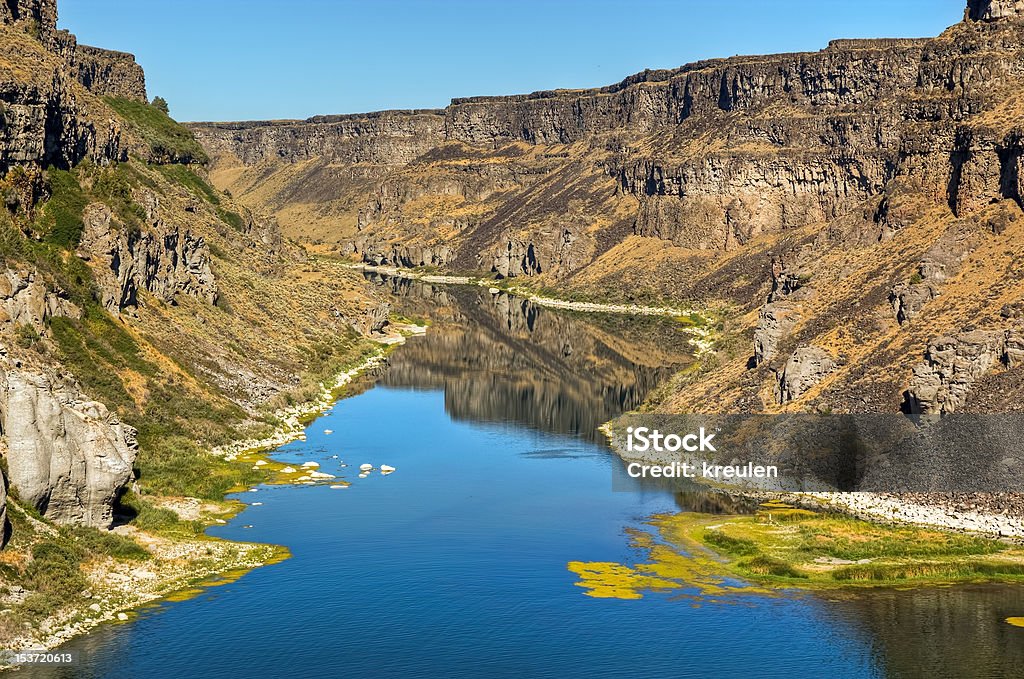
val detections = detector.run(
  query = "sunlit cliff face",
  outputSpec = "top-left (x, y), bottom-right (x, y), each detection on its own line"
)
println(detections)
top-left (967, 0), bottom-right (1024, 21)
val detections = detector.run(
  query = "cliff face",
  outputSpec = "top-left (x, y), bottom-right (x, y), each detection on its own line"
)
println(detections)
top-left (193, 5), bottom-right (1024, 271)
top-left (0, 0), bottom-right (146, 174)
top-left (78, 192), bottom-right (219, 315)
top-left (73, 45), bottom-right (147, 102)
top-left (194, 2), bottom-right (1024, 417)
top-left (0, 0), bottom-right (388, 550)
top-left (0, 363), bottom-right (138, 527)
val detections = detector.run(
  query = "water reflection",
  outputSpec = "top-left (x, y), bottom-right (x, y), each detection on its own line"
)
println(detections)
top-left (368, 274), bottom-right (691, 441)
top-left (831, 585), bottom-right (1024, 679)
top-left (361, 279), bottom-right (1024, 678)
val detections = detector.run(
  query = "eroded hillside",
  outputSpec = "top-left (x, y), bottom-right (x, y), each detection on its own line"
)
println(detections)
top-left (0, 0), bottom-right (392, 646)
top-left (192, 0), bottom-right (1024, 416)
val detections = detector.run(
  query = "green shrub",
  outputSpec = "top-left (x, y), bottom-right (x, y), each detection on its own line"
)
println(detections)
top-left (14, 322), bottom-right (40, 349)
top-left (216, 207), bottom-right (245, 231)
top-left (93, 165), bottom-right (147, 236)
top-left (64, 526), bottom-right (150, 561)
top-left (23, 541), bottom-right (87, 596)
top-left (119, 491), bottom-right (203, 536)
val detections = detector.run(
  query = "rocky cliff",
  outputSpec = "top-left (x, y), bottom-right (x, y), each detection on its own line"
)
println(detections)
top-left (0, 360), bottom-right (137, 527)
top-left (73, 45), bottom-right (147, 102)
top-left (193, 7), bottom-right (1024, 270)
top-left (0, 0), bottom-right (147, 175)
top-left (0, 0), bottom-right (388, 572)
top-left (193, 1), bottom-right (1024, 418)
top-left (78, 192), bottom-right (219, 315)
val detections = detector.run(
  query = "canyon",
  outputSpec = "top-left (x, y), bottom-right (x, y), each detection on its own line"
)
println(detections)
top-left (2, 0), bottom-right (1024, 657)
top-left (193, 1), bottom-right (1024, 419)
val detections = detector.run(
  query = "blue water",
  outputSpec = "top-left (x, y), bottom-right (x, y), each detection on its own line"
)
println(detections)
top-left (25, 286), bottom-right (1024, 678)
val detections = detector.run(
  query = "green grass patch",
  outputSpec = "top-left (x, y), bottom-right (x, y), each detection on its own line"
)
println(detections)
top-left (587, 508), bottom-right (1024, 593)
top-left (40, 169), bottom-right (88, 248)
top-left (153, 163), bottom-right (221, 204)
top-left (92, 164), bottom-right (148, 236)
top-left (831, 561), bottom-right (1024, 582)
top-left (795, 515), bottom-right (1004, 560)
top-left (104, 97), bottom-right (208, 164)
top-left (64, 525), bottom-right (150, 561)
top-left (118, 491), bottom-right (205, 537)
top-left (737, 554), bottom-right (808, 579)
top-left (703, 529), bottom-right (759, 556)
top-left (216, 207), bottom-right (245, 231)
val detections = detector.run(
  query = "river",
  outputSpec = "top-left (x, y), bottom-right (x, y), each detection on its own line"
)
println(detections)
top-left (26, 278), bottom-right (1024, 678)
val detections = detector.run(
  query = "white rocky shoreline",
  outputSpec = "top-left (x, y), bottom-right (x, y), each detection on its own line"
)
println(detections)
top-left (1, 332), bottom-right (413, 663)
top-left (212, 351), bottom-right (391, 462)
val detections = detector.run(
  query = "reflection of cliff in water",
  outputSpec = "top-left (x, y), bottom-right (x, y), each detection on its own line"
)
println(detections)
top-left (366, 274), bottom-right (691, 440)
top-left (830, 585), bottom-right (1024, 679)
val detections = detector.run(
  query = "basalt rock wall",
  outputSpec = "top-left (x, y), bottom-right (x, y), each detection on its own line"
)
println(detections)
top-left (191, 5), bottom-right (1024, 279)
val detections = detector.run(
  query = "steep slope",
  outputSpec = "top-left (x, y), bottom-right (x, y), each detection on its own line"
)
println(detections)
top-left (193, 1), bottom-right (1024, 417)
top-left (0, 0), bottom-right (390, 646)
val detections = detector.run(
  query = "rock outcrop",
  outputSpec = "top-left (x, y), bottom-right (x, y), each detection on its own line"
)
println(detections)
top-left (776, 347), bottom-right (837, 404)
top-left (0, 366), bottom-right (137, 527)
top-left (350, 240), bottom-right (454, 269)
top-left (78, 195), bottom-right (219, 313)
top-left (74, 45), bottom-right (147, 102)
top-left (487, 227), bottom-right (594, 279)
top-left (343, 301), bottom-right (390, 336)
top-left (904, 330), bottom-right (1024, 414)
top-left (0, 268), bottom-right (80, 333)
top-left (753, 301), bottom-right (800, 366)
top-left (890, 282), bottom-right (938, 326)
top-left (0, 0), bottom-right (57, 46)
top-left (967, 0), bottom-right (1024, 21)
top-left (0, 0), bottom-right (145, 173)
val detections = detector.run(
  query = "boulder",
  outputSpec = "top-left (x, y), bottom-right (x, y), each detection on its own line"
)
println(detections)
top-left (0, 268), bottom-right (80, 334)
top-left (776, 347), bottom-right (837, 404)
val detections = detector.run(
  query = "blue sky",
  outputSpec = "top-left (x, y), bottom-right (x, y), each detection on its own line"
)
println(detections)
top-left (61, 0), bottom-right (967, 122)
